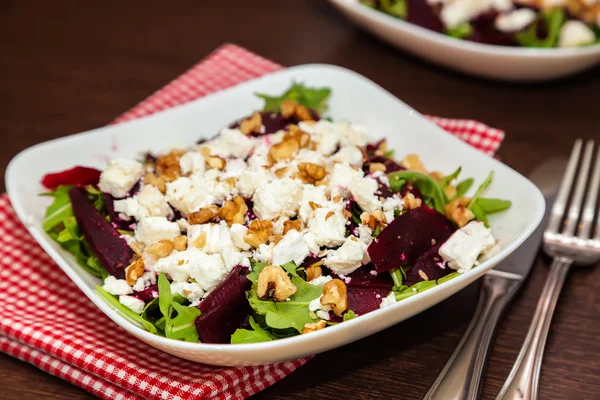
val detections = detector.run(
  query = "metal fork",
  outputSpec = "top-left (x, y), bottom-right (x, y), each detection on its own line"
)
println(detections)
top-left (496, 139), bottom-right (600, 400)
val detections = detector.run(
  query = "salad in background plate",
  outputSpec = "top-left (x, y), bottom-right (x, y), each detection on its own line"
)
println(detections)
top-left (40, 83), bottom-right (511, 344)
top-left (359, 0), bottom-right (600, 48)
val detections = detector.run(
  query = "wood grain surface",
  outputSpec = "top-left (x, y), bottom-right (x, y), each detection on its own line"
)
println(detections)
top-left (1, 1), bottom-right (599, 399)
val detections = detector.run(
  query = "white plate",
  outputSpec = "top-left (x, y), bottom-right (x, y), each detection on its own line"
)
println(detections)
top-left (6, 64), bottom-right (544, 366)
top-left (329, 0), bottom-right (600, 82)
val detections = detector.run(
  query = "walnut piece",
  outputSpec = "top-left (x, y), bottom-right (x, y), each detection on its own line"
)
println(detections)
top-left (206, 155), bottom-right (226, 170)
top-left (283, 219), bottom-right (303, 235)
top-left (279, 100), bottom-right (313, 122)
top-left (187, 205), bottom-right (219, 225)
top-left (172, 235), bottom-right (188, 251)
top-left (401, 154), bottom-right (427, 172)
top-left (192, 231), bottom-right (207, 248)
top-left (297, 162), bottom-right (327, 184)
top-left (445, 197), bottom-right (475, 228)
top-left (402, 192), bottom-right (422, 210)
top-left (302, 320), bottom-right (327, 334)
top-left (239, 112), bottom-right (262, 135)
top-left (125, 258), bottom-right (145, 285)
top-left (360, 210), bottom-right (387, 230)
top-left (219, 196), bottom-right (248, 226)
top-left (321, 279), bottom-right (348, 317)
top-left (156, 151), bottom-right (182, 182)
top-left (145, 239), bottom-right (174, 258)
top-left (143, 173), bottom-right (166, 193)
top-left (369, 163), bottom-right (387, 173)
top-left (257, 265), bottom-right (297, 301)
top-left (305, 262), bottom-right (323, 281)
top-left (128, 240), bottom-right (143, 257)
top-left (244, 220), bottom-right (273, 248)
top-left (309, 201), bottom-right (321, 210)
top-left (268, 138), bottom-right (300, 164)
top-left (284, 125), bottom-right (311, 148)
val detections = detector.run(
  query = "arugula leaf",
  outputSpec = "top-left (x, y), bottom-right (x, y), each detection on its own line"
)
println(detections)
top-left (343, 310), bottom-right (358, 321)
top-left (387, 171), bottom-right (447, 213)
top-left (384, 149), bottom-right (395, 158)
top-left (156, 273), bottom-right (201, 342)
top-left (447, 23), bottom-right (473, 39)
top-left (393, 272), bottom-right (460, 301)
top-left (515, 8), bottom-right (565, 48)
top-left (438, 167), bottom-right (462, 190)
top-left (390, 267), bottom-right (404, 288)
top-left (389, 175), bottom-right (406, 193)
top-left (96, 285), bottom-right (157, 334)
top-left (455, 178), bottom-right (474, 198)
top-left (468, 171), bottom-right (494, 208)
top-left (469, 201), bottom-right (489, 227)
top-left (256, 82), bottom-right (331, 113)
top-left (231, 317), bottom-right (277, 344)
top-left (247, 262), bottom-right (321, 333)
top-left (379, 0), bottom-right (407, 19)
top-left (42, 186), bottom-right (74, 231)
top-left (476, 198), bottom-right (512, 214)
top-left (158, 272), bottom-right (172, 319)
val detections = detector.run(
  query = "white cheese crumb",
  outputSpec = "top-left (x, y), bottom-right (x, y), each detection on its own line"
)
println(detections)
top-left (308, 208), bottom-right (347, 248)
top-left (102, 276), bottom-right (132, 296)
top-left (272, 230), bottom-right (310, 266)
top-left (179, 151), bottom-right (205, 176)
top-left (558, 20), bottom-right (596, 48)
top-left (348, 177), bottom-right (382, 212)
top-left (230, 223), bottom-right (251, 250)
top-left (253, 178), bottom-right (303, 220)
top-left (439, 221), bottom-right (496, 273)
top-left (309, 295), bottom-right (332, 321)
top-left (495, 8), bottom-right (536, 33)
top-left (98, 158), bottom-right (144, 198)
top-left (134, 216), bottom-right (181, 246)
top-left (153, 249), bottom-right (228, 292)
top-left (114, 185), bottom-right (172, 221)
top-left (379, 292), bottom-right (397, 309)
top-left (332, 145), bottom-right (364, 167)
top-left (325, 235), bottom-right (367, 275)
top-left (309, 275), bottom-right (333, 288)
top-left (328, 162), bottom-right (364, 198)
top-left (171, 281), bottom-right (205, 306)
top-left (118, 295), bottom-right (145, 314)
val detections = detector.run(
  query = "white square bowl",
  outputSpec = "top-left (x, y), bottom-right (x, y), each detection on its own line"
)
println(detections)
top-left (6, 64), bottom-right (544, 366)
top-left (329, 0), bottom-right (600, 82)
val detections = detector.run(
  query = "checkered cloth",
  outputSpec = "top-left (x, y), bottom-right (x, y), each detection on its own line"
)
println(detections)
top-left (0, 44), bottom-right (504, 399)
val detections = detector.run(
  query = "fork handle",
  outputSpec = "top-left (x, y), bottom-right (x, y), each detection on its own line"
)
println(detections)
top-left (424, 272), bottom-right (521, 400)
top-left (496, 257), bottom-right (571, 400)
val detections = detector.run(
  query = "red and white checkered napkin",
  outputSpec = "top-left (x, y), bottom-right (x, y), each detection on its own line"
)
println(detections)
top-left (0, 44), bottom-right (504, 400)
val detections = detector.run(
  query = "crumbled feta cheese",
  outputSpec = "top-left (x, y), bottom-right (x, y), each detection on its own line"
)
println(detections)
top-left (132, 277), bottom-right (145, 292)
top-left (236, 168), bottom-right (272, 198)
top-left (222, 158), bottom-right (247, 179)
top-left (358, 224), bottom-right (374, 246)
top-left (171, 281), bottom-right (205, 306)
top-left (153, 249), bottom-right (228, 291)
top-left (558, 20), bottom-right (596, 48)
top-left (272, 230), bottom-right (310, 266)
top-left (308, 208), bottom-right (347, 248)
top-left (309, 275), bottom-right (333, 288)
top-left (333, 145), bottom-right (364, 167)
top-left (348, 177), bottom-right (382, 212)
top-left (328, 163), bottom-right (364, 198)
top-left (298, 185), bottom-right (329, 223)
top-left (308, 295), bottom-right (332, 320)
top-left (179, 151), bottom-right (205, 175)
top-left (324, 236), bottom-right (367, 275)
top-left (102, 276), bottom-right (132, 296)
top-left (187, 223), bottom-right (242, 270)
top-left (134, 217), bottom-right (181, 246)
top-left (230, 223), bottom-right (251, 250)
top-left (98, 158), bottom-right (144, 198)
top-left (253, 243), bottom-right (274, 264)
top-left (253, 178), bottom-right (303, 220)
top-left (379, 292), bottom-right (397, 309)
top-left (295, 149), bottom-right (326, 165)
top-left (495, 8), bottom-right (536, 32)
top-left (338, 121), bottom-right (368, 147)
top-left (165, 177), bottom-right (215, 215)
top-left (215, 128), bottom-right (255, 158)
top-left (382, 196), bottom-right (403, 223)
top-left (177, 218), bottom-right (189, 232)
top-left (439, 221), bottom-right (496, 272)
top-left (303, 232), bottom-right (320, 255)
top-left (118, 295), bottom-right (145, 314)
top-left (114, 185), bottom-right (172, 221)
top-left (441, 0), bottom-right (513, 29)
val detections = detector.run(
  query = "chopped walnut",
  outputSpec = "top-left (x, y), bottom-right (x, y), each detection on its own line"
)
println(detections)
top-left (401, 154), bottom-right (427, 172)
top-left (239, 112), bottom-right (262, 135)
top-left (172, 235), bottom-right (188, 251)
top-left (321, 279), bottom-right (348, 317)
top-left (269, 138), bottom-right (300, 164)
top-left (192, 231), bottom-right (207, 248)
top-left (206, 155), bottom-right (226, 170)
top-left (360, 210), bottom-right (387, 230)
top-left (244, 220), bottom-right (273, 248)
top-left (146, 239), bottom-right (174, 258)
top-left (125, 258), bottom-right (145, 285)
top-left (274, 167), bottom-right (289, 178)
top-left (369, 163), bottom-right (387, 173)
top-left (305, 262), bottom-right (323, 281)
top-left (332, 195), bottom-right (343, 203)
top-left (156, 151), bottom-right (182, 182)
top-left (187, 205), bottom-right (219, 225)
top-left (309, 201), bottom-right (322, 210)
top-left (279, 100), bottom-right (313, 122)
top-left (143, 173), bottom-right (166, 193)
top-left (297, 162), bottom-right (327, 184)
top-left (284, 125), bottom-right (311, 148)
top-left (325, 211), bottom-right (335, 220)
top-left (128, 240), bottom-right (143, 257)
top-left (219, 196), bottom-right (248, 226)
top-left (257, 265), bottom-right (297, 301)
top-left (402, 193), bottom-right (422, 210)
top-left (566, 0), bottom-right (600, 25)
top-left (295, 105), bottom-right (313, 121)
top-left (269, 234), bottom-right (283, 245)
top-left (283, 219), bottom-right (303, 235)
top-left (302, 320), bottom-right (327, 334)
top-left (445, 197), bottom-right (475, 228)
top-left (429, 171), bottom-right (445, 181)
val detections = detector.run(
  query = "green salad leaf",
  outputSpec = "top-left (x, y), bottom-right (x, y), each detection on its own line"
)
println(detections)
top-left (231, 317), bottom-right (277, 344)
top-left (379, 0), bottom-right (407, 19)
top-left (447, 23), bottom-right (473, 39)
top-left (343, 310), bottom-right (358, 321)
top-left (475, 198), bottom-right (512, 214)
top-left (157, 273), bottom-right (200, 342)
top-left (387, 171), bottom-right (447, 213)
top-left (455, 178), bottom-right (474, 199)
top-left (247, 262), bottom-right (321, 333)
top-left (393, 272), bottom-right (460, 301)
top-left (516, 8), bottom-right (565, 48)
top-left (96, 285), bottom-right (158, 334)
top-left (42, 186), bottom-right (73, 231)
top-left (256, 82), bottom-right (331, 113)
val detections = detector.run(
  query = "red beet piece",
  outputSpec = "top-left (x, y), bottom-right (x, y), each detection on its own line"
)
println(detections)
top-left (69, 186), bottom-right (133, 278)
top-left (41, 166), bottom-right (102, 190)
top-left (346, 286), bottom-right (391, 317)
top-left (404, 244), bottom-right (452, 286)
top-left (195, 266), bottom-right (252, 344)
top-left (332, 265), bottom-right (392, 290)
top-left (367, 206), bottom-right (456, 273)
top-left (406, 0), bottom-right (444, 33)
top-left (134, 285), bottom-right (158, 302)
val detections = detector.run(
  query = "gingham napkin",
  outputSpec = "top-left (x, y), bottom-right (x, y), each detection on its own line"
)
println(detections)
top-left (0, 44), bottom-right (504, 400)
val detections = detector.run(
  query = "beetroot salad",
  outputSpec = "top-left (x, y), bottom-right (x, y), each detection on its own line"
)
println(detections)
top-left (41, 83), bottom-right (511, 344)
top-left (359, 0), bottom-right (600, 48)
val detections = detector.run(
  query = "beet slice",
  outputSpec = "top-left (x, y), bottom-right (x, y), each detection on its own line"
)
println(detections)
top-left (404, 244), bottom-right (452, 286)
top-left (332, 264), bottom-right (392, 290)
top-left (41, 166), bottom-right (102, 190)
top-left (134, 285), bottom-right (158, 302)
top-left (103, 193), bottom-right (133, 231)
top-left (367, 206), bottom-right (456, 273)
top-left (69, 186), bottom-right (133, 278)
top-left (195, 266), bottom-right (252, 344)
top-left (347, 286), bottom-right (391, 316)
top-left (406, 0), bottom-right (444, 33)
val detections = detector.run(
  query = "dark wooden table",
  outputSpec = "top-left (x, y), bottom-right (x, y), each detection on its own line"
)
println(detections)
top-left (1, 1), bottom-right (599, 399)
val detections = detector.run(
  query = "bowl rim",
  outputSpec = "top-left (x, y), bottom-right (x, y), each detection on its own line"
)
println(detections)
top-left (329, 0), bottom-right (600, 58)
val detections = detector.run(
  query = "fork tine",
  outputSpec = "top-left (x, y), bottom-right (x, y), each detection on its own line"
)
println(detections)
top-left (580, 144), bottom-right (600, 239)
top-left (562, 140), bottom-right (594, 237)
top-left (546, 139), bottom-right (582, 235)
